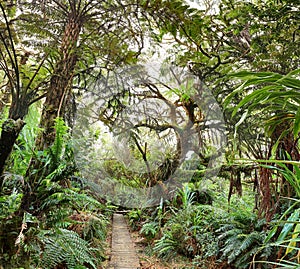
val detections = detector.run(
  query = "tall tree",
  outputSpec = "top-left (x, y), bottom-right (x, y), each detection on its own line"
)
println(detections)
top-left (144, 0), bottom-right (299, 218)
top-left (78, 63), bottom-right (225, 192)
top-left (0, 3), bottom-right (48, 179)
top-left (8, 0), bottom-right (154, 213)
top-left (19, 0), bottom-right (146, 152)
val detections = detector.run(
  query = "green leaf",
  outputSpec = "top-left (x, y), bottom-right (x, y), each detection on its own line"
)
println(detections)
top-left (277, 77), bottom-right (300, 90)
top-left (232, 87), bottom-right (272, 117)
top-left (285, 223), bottom-right (300, 255)
top-left (234, 110), bottom-right (248, 138)
top-left (265, 225), bottom-right (278, 243)
top-left (278, 209), bottom-right (300, 242)
top-left (294, 106), bottom-right (300, 139)
top-left (270, 130), bottom-right (290, 159)
top-left (228, 71), bottom-right (280, 80)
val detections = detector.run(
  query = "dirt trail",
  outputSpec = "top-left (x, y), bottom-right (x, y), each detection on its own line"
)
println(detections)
top-left (108, 213), bottom-right (140, 269)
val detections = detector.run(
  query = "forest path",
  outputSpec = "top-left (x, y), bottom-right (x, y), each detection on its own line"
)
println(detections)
top-left (107, 213), bottom-right (140, 269)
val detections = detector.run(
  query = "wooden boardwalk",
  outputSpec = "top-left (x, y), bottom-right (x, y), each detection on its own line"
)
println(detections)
top-left (108, 213), bottom-right (140, 269)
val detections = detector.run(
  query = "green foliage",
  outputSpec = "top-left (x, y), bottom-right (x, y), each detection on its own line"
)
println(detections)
top-left (0, 189), bottom-right (22, 221)
top-left (217, 209), bottom-right (272, 268)
top-left (35, 228), bottom-right (97, 269)
top-left (127, 208), bottom-right (144, 231)
top-left (8, 104), bottom-right (41, 175)
top-left (140, 221), bottom-right (159, 240)
top-left (177, 184), bottom-right (195, 208)
top-left (140, 199), bottom-right (167, 240)
top-left (153, 226), bottom-right (182, 260)
top-left (0, 115), bottom-right (109, 268)
top-left (38, 183), bottom-right (100, 216)
top-left (152, 186), bottom-right (225, 262)
top-left (1, 0), bottom-right (299, 268)
top-left (220, 0), bottom-right (299, 73)
top-left (82, 215), bottom-right (107, 243)
top-left (43, 117), bottom-right (76, 181)
top-left (48, 118), bottom-right (70, 168)
top-left (68, 212), bottom-right (108, 262)
top-left (224, 69), bottom-right (300, 219)
top-left (153, 202), bottom-right (222, 261)
top-left (262, 161), bottom-right (300, 198)
top-left (136, 184), bottom-right (277, 268)
top-left (225, 69), bottom-right (300, 141)
top-left (16, 182), bottom-right (109, 268)
top-left (262, 199), bottom-right (300, 268)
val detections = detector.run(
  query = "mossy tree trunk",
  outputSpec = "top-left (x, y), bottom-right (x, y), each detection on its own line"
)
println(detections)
top-left (35, 16), bottom-right (82, 152)
top-left (0, 119), bottom-right (25, 182)
top-left (22, 15), bottom-right (82, 213)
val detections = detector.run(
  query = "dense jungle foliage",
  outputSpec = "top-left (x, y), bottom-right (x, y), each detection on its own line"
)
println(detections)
top-left (0, 0), bottom-right (299, 268)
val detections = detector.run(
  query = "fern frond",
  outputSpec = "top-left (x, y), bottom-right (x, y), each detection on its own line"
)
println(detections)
top-left (38, 228), bottom-right (97, 269)
top-left (140, 221), bottom-right (158, 239)
top-left (239, 231), bottom-right (261, 253)
top-left (216, 223), bottom-right (235, 233)
top-left (218, 227), bottom-right (242, 240)
top-left (48, 117), bottom-right (70, 167)
top-left (153, 234), bottom-right (178, 260)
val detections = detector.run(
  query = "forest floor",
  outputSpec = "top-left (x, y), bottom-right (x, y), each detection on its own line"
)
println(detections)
top-left (103, 213), bottom-right (194, 269)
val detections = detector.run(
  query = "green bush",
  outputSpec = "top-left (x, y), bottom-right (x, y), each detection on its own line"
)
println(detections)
top-left (153, 203), bottom-right (223, 261)
top-left (217, 209), bottom-right (272, 269)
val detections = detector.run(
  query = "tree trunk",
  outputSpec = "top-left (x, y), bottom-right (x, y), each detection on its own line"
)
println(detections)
top-left (0, 118), bottom-right (25, 183)
top-left (35, 16), bottom-right (82, 151)
top-left (0, 71), bottom-right (30, 178)
top-left (22, 16), bottom-right (82, 213)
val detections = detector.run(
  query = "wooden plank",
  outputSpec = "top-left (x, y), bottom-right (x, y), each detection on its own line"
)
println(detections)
top-left (108, 213), bottom-right (140, 269)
